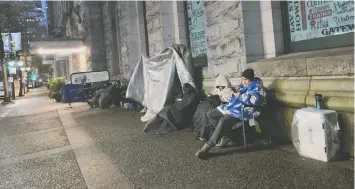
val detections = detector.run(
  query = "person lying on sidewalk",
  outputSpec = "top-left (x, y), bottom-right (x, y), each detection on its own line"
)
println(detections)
top-left (195, 68), bottom-right (264, 159)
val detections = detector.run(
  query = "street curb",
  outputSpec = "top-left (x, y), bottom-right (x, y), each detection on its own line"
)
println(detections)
top-left (57, 109), bottom-right (134, 189)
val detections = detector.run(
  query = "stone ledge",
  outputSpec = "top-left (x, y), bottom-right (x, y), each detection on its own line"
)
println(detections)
top-left (248, 46), bottom-right (354, 77)
top-left (253, 46), bottom-right (353, 62)
top-left (306, 54), bottom-right (354, 76)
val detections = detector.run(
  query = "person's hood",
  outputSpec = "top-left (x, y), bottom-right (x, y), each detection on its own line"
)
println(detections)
top-left (215, 74), bottom-right (231, 87)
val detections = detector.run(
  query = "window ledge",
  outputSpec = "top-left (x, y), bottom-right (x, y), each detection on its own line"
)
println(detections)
top-left (251, 46), bottom-right (354, 63)
top-left (248, 46), bottom-right (354, 77)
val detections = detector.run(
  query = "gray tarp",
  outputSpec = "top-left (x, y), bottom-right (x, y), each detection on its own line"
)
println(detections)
top-left (126, 44), bottom-right (196, 114)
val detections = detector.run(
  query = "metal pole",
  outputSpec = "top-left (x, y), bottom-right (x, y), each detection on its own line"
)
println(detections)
top-left (19, 24), bottom-right (24, 97)
top-left (24, 16), bottom-right (28, 94)
top-left (0, 25), bottom-right (11, 102)
top-left (11, 81), bottom-right (15, 100)
top-left (19, 68), bottom-right (23, 96)
top-left (9, 33), bottom-right (15, 100)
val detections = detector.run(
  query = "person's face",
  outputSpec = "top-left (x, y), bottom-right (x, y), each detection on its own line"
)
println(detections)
top-left (216, 86), bottom-right (226, 91)
top-left (241, 77), bottom-right (251, 87)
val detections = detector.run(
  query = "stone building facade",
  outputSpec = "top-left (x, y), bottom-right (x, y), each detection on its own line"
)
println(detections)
top-left (48, 1), bottom-right (354, 158)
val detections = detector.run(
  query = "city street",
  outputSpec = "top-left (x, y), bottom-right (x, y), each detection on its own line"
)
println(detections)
top-left (0, 88), bottom-right (353, 189)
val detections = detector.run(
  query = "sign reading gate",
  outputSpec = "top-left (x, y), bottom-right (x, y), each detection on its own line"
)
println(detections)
top-left (288, 0), bottom-right (354, 42)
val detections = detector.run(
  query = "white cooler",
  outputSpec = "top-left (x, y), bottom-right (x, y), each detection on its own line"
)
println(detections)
top-left (291, 107), bottom-right (340, 162)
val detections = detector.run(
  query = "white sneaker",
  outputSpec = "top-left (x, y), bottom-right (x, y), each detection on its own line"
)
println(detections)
top-left (141, 109), bottom-right (157, 122)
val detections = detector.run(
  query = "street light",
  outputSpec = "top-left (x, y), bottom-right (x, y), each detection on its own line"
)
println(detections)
top-left (36, 47), bottom-right (86, 54)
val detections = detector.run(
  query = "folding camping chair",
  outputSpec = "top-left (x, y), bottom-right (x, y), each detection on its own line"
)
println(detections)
top-left (231, 85), bottom-right (272, 152)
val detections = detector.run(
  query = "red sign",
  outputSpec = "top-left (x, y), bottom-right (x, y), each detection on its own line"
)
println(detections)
top-left (308, 9), bottom-right (332, 20)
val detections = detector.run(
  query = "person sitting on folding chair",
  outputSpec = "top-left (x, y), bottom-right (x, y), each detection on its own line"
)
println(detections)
top-left (195, 68), bottom-right (264, 159)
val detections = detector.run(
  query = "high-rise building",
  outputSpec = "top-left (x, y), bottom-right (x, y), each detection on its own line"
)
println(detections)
top-left (47, 1), bottom-right (72, 38)
top-left (25, 1), bottom-right (47, 39)
top-left (41, 0), bottom-right (48, 37)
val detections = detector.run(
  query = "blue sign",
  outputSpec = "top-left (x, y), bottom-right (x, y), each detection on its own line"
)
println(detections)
top-left (187, 0), bottom-right (207, 58)
top-left (29, 73), bottom-right (38, 80)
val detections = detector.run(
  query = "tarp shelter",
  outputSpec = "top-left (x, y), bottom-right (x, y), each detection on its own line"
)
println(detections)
top-left (126, 44), bottom-right (199, 134)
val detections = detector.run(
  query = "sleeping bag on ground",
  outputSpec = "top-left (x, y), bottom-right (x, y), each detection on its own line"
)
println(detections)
top-left (192, 95), bottom-right (221, 139)
top-left (144, 83), bottom-right (199, 134)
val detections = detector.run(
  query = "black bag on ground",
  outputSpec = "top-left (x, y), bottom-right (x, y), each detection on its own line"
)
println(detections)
top-left (99, 84), bottom-right (115, 108)
top-left (192, 95), bottom-right (221, 139)
top-left (144, 83), bottom-right (200, 134)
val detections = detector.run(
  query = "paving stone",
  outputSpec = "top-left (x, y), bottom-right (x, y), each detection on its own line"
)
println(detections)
top-left (0, 150), bottom-right (87, 189)
top-left (0, 128), bottom-right (70, 159)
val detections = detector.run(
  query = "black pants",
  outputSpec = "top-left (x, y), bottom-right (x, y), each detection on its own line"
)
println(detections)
top-left (207, 108), bottom-right (242, 146)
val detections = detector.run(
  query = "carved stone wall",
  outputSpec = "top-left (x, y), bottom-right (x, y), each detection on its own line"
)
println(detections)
top-left (145, 1), bottom-right (188, 56)
top-left (146, 1), bottom-right (164, 55)
top-left (85, 2), bottom-right (106, 71)
top-left (64, 1), bottom-right (106, 72)
top-left (117, 1), bottom-right (146, 80)
top-left (102, 2), bottom-right (119, 78)
top-left (204, 1), bottom-right (246, 78)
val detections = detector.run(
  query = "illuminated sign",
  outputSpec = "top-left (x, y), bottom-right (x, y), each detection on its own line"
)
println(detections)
top-left (1, 33), bottom-right (22, 52)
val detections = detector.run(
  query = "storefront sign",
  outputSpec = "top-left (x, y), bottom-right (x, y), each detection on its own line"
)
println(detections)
top-left (70, 71), bottom-right (109, 84)
top-left (42, 60), bottom-right (54, 65)
top-left (1, 33), bottom-right (22, 52)
top-left (9, 67), bottom-right (16, 75)
top-left (288, 0), bottom-right (354, 42)
top-left (187, 0), bottom-right (207, 58)
top-left (29, 40), bottom-right (84, 49)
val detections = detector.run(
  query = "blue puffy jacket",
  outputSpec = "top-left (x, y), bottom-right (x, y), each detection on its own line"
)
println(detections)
top-left (217, 78), bottom-right (264, 120)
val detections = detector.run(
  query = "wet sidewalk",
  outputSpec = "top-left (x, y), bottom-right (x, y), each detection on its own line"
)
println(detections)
top-left (0, 88), bottom-right (353, 189)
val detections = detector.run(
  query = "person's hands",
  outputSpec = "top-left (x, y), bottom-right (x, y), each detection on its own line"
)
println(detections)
top-left (222, 110), bottom-right (230, 115)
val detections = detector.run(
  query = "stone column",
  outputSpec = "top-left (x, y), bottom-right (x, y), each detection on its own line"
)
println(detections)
top-left (146, 1), bottom-right (188, 56)
top-left (116, 1), bottom-right (148, 80)
top-left (102, 1), bottom-right (119, 78)
top-left (204, 1), bottom-right (246, 77)
top-left (137, 2), bottom-right (149, 57)
top-left (172, 1), bottom-right (188, 45)
top-left (242, 0), bottom-right (285, 62)
top-left (146, 1), bottom-right (164, 55)
top-left (262, 1), bottom-right (284, 58)
top-left (84, 1), bottom-right (107, 71)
